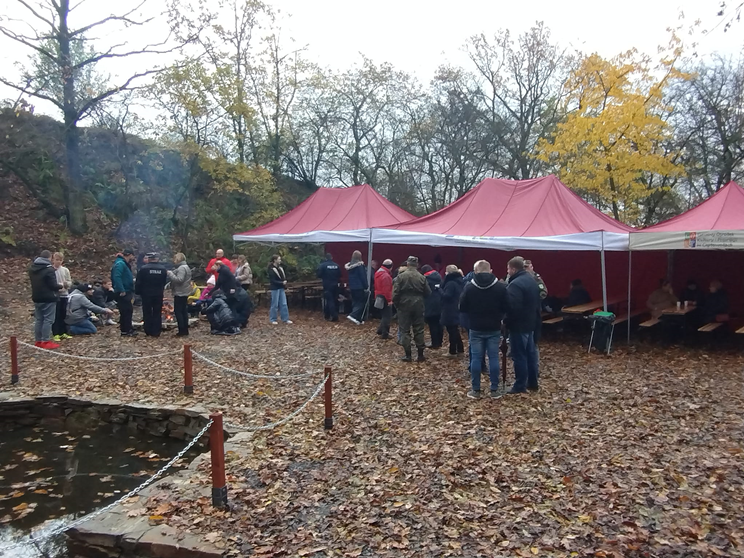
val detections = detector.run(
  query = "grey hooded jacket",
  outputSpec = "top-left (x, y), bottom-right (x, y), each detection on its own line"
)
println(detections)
top-left (66, 288), bottom-right (107, 325)
top-left (167, 261), bottom-right (193, 297)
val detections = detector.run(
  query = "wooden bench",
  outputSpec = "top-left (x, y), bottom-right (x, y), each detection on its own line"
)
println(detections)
top-left (640, 317), bottom-right (661, 328)
top-left (613, 309), bottom-right (648, 325)
top-left (698, 322), bottom-right (723, 333)
top-left (543, 316), bottom-right (564, 325)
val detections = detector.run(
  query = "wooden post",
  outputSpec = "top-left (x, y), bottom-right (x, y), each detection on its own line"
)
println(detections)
top-left (324, 365), bottom-right (333, 430)
top-left (183, 344), bottom-right (193, 395)
top-left (10, 336), bottom-right (18, 385)
top-left (209, 413), bottom-right (228, 508)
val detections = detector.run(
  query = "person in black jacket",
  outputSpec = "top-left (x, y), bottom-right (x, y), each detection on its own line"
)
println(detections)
top-left (459, 260), bottom-right (509, 399)
top-left (440, 265), bottom-right (465, 356)
top-left (28, 250), bottom-right (62, 348)
top-left (702, 279), bottom-right (729, 323)
top-left (213, 260), bottom-right (238, 295)
top-left (135, 252), bottom-right (168, 337)
top-left (421, 265), bottom-right (443, 349)
top-left (316, 253), bottom-right (341, 322)
top-left (267, 254), bottom-right (292, 324)
top-left (345, 250), bottom-right (368, 325)
top-left (506, 256), bottom-right (540, 394)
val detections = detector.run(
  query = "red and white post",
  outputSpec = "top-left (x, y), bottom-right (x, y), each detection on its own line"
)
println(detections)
top-left (209, 412), bottom-right (228, 508)
top-left (183, 344), bottom-right (193, 395)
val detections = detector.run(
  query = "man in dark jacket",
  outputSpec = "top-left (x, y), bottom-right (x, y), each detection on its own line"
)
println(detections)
top-left (506, 256), bottom-right (540, 393)
top-left (317, 253), bottom-right (342, 322)
top-left (111, 250), bottom-right (137, 336)
top-left (213, 260), bottom-right (238, 295)
top-left (459, 260), bottom-right (509, 398)
top-left (135, 252), bottom-right (168, 337)
top-left (440, 265), bottom-right (464, 356)
top-left (565, 279), bottom-right (592, 308)
top-left (204, 292), bottom-right (239, 335)
top-left (392, 256), bottom-right (431, 362)
top-left (229, 286), bottom-right (253, 329)
top-left (421, 265), bottom-right (443, 349)
top-left (703, 279), bottom-right (729, 323)
top-left (29, 250), bottom-right (62, 348)
top-left (345, 250), bottom-right (368, 325)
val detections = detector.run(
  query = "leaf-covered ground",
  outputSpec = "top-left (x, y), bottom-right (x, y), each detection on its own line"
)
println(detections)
top-left (1, 300), bottom-right (743, 558)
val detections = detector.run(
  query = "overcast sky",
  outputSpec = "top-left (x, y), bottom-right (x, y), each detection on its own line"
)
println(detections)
top-left (0, 0), bottom-right (741, 118)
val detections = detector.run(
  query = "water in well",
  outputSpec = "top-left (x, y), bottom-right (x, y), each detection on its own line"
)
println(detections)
top-left (0, 421), bottom-right (201, 557)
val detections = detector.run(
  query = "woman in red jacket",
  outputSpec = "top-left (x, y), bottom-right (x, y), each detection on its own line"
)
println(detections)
top-left (374, 259), bottom-right (394, 339)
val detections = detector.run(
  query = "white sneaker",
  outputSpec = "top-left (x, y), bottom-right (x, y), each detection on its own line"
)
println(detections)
top-left (271, 321), bottom-right (278, 325)
top-left (346, 315), bottom-right (360, 325)
top-left (284, 320), bottom-right (293, 324)
top-left (105, 319), bottom-right (117, 326)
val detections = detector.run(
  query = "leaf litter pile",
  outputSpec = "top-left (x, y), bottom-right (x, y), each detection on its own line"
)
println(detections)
top-left (1, 307), bottom-right (743, 558)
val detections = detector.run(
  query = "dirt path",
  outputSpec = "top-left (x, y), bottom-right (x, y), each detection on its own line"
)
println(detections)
top-left (1, 303), bottom-right (743, 557)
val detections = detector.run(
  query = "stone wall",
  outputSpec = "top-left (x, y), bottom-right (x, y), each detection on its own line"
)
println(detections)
top-left (0, 394), bottom-right (222, 446)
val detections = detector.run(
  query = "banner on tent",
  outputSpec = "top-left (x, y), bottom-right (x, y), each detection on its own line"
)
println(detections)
top-left (630, 230), bottom-right (744, 251)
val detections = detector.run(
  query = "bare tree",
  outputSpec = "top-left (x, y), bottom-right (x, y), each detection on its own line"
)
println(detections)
top-left (0, 0), bottom-right (194, 233)
top-left (675, 55), bottom-right (744, 198)
top-left (465, 22), bottom-right (571, 179)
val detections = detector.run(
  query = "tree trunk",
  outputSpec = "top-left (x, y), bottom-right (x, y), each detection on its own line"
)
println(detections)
top-left (58, 0), bottom-right (87, 234)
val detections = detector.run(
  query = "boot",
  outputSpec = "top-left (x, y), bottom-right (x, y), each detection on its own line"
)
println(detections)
top-left (417, 347), bottom-right (426, 362)
top-left (400, 348), bottom-right (412, 362)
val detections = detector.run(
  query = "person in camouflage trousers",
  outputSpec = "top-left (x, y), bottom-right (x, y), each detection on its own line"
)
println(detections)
top-left (393, 256), bottom-right (431, 362)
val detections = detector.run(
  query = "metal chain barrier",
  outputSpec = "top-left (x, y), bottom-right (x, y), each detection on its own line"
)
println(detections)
top-left (192, 350), bottom-right (319, 380)
top-left (225, 372), bottom-right (329, 432)
top-left (16, 339), bottom-right (178, 362)
top-left (0, 419), bottom-right (213, 557)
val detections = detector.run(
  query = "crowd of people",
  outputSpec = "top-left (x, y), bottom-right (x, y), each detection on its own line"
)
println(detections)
top-left (317, 252), bottom-right (546, 398)
top-left (27, 247), bottom-right (259, 348)
top-left (27, 246), bottom-right (733, 398)
top-left (647, 278), bottom-right (730, 324)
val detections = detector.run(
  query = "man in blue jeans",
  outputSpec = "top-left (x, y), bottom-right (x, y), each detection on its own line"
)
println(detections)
top-left (459, 260), bottom-right (509, 399)
top-left (506, 256), bottom-right (540, 393)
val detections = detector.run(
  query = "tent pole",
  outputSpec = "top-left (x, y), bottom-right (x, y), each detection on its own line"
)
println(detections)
top-left (600, 233), bottom-right (608, 312)
top-left (627, 250), bottom-right (632, 343)
top-left (367, 230), bottom-right (374, 291)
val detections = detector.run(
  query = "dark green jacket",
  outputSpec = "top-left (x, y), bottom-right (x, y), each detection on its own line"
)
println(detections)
top-left (392, 268), bottom-right (431, 308)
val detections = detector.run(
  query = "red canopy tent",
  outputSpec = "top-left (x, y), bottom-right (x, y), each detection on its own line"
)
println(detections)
top-left (630, 182), bottom-right (744, 250)
top-left (373, 176), bottom-right (635, 310)
top-left (233, 184), bottom-right (414, 244)
top-left (372, 175), bottom-right (634, 251)
top-left (630, 182), bottom-right (744, 319)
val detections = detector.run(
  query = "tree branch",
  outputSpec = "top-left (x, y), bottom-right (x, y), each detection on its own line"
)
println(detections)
top-left (14, 0), bottom-right (58, 30)
top-left (76, 67), bottom-right (167, 118)
top-left (69, 1), bottom-right (153, 38)
top-left (72, 35), bottom-right (180, 70)
top-left (0, 76), bottom-right (64, 109)
top-left (0, 27), bottom-right (60, 64)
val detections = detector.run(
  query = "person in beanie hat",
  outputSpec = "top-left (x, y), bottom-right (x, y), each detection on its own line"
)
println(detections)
top-left (374, 259), bottom-right (394, 338)
top-left (29, 250), bottom-right (62, 349)
top-left (392, 256), bottom-right (431, 362)
top-left (135, 252), bottom-right (167, 337)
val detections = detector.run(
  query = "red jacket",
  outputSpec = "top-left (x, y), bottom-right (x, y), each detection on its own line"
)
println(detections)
top-left (206, 257), bottom-right (234, 277)
top-left (374, 266), bottom-right (393, 303)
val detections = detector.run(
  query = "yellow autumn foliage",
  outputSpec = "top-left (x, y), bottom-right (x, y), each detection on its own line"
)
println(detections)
top-left (538, 46), bottom-right (689, 223)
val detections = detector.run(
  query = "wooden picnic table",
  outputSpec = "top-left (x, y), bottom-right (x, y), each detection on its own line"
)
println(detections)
top-left (661, 305), bottom-right (697, 316)
top-left (562, 298), bottom-right (623, 315)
